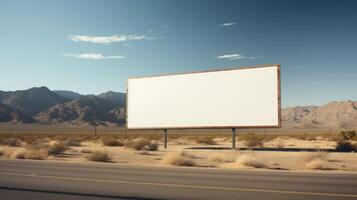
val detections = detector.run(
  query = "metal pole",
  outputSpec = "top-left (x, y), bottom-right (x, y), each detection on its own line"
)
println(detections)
top-left (232, 128), bottom-right (236, 149)
top-left (164, 129), bottom-right (168, 149)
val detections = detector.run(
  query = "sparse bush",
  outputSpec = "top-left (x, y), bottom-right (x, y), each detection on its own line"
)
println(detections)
top-left (235, 154), bottom-right (266, 168)
top-left (11, 149), bottom-right (26, 159)
top-left (145, 142), bottom-right (159, 151)
top-left (63, 139), bottom-right (81, 147)
top-left (27, 139), bottom-right (49, 150)
top-left (81, 149), bottom-right (92, 153)
top-left (305, 159), bottom-right (329, 170)
top-left (2, 138), bottom-right (21, 146)
top-left (86, 151), bottom-right (111, 162)
top-left (101, 137), bottom-right (123, 146)
top-left (162, 152), bottom-right (196, 166)
top-left (194, 137), bottom-right (216, 145)
top-left (340, 131), bottom-right (356, 141)
top-left (47, 142), bottom-right (66, 155)
top-left (244, 133), bottom-right (265, 147)
top-left (335, 140), bottom-right (356, 152)
top-left (303, 152), bottom-right (328, 162)
top-left (25, 149), bottom-right (48, 160)
top-left (125, 138), bottom-right (151, 150)
top-left (275, 140), bottom-right (285, 148)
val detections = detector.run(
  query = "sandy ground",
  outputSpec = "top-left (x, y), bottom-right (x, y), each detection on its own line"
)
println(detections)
top-left (0, 137), bottom-right (357, 172)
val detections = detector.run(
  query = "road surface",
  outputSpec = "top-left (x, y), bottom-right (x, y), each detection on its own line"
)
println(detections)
top-left (0, 159), bottom-right (356, 200)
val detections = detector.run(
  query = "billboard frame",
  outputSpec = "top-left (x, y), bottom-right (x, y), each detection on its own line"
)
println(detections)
top-left (126, 64), bottom-right (281, 130)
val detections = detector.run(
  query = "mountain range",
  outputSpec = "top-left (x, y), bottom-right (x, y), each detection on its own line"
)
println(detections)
top-left (0, 87), bottom-right (356, 129)
top-left (0, 87), bottom-right (126, 127)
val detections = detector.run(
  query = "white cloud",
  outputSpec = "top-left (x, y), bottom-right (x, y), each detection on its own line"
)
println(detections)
top-left (221, 22), bottom-right (237, 27)
top-left (68, 34), bottom-right (154, 44)
top-left (216, 53), bottom-right (255, 60)
top-left (63, 53), bottom-right (125, 60)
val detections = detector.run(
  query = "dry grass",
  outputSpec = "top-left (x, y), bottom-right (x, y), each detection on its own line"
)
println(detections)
top-left (24, 149), bottom-right (48, 160)
top-left (303, 151), bottom-right (330, 170)
top-left (145, 142), bottom-right (159, 151)
top-left (63, 139), bottom-right (81, 146)
top-left (235, 154), bottom-right (267, 168)
top-left (208, 152), bottom-right (237, 163)
top-left (1, 137), bottom-right (22, 146)
top-left (305, 159), bottom-right (329, 170)
top-left (47, 142), bottom-right (66, 155)
top-left (86, 151), bottom-right (111, 162)
top-left (303, 152), bottom-right (328, 162)
top-left (194, 137), bottom-right (216, 145)
top-left (125, 138), bottom-right (158, 151)
top-left (275, 140), bottom-right (285, 148)
top-left (27, 139), bottom-right (50, 150)
top-left (9, 148), bottom-right (48, 160)
top-left (243, 134), bottom-right (265, 147)
top-left (162, 152), bottom-right (196, 166)
top-left (101, 137), bottom-right (123, 146)
top-left (10, 149), bottom-right (26, 159)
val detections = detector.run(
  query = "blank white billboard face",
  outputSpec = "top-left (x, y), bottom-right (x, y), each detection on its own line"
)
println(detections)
top-left (127, 65), bottom-right (280, 129)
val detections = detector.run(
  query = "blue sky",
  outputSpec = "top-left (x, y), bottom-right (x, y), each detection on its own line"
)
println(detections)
top-left (0, 0), bottom-right (356, 107)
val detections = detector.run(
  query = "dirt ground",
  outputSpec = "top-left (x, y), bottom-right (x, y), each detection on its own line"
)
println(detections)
top-left (1, 136), bottom-right (357, 172)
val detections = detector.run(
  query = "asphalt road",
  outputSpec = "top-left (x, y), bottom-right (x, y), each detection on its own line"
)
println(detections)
top-left (0, 159), bottom-right (357, 200)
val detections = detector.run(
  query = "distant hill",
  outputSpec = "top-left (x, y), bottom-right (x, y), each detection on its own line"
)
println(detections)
top-left (0, 87), bottom-right (69, 117)
top-left (282, 101), bottom-right (357, 130)
top-left (34, 95), bottom-right (125, 126)
top-left (0, 103), bottom-right (34, 123)
top-left (54, 90), bottom-right (82, 101)
top-left (97, 91), bottom-right (126, 107)
top-left (0, 87), bottom-right (356, 129)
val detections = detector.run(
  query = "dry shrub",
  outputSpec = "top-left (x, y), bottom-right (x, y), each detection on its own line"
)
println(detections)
top-left (305, 159), bottom-right (329, 170)
top-left (27, 139), bottom-right (49, 150)
top-left (2, 138), bottom-right (21, 146)
top-left (335, 140), bottom-right (356, 152)
top-left (162, 152), bottom-right (196, 166)
top-left (63, 139), bottom-right (81, 147)
top-left (125, 138), bottom-right (148, 150)
top-left (145, 141), bottom-right (159, 151)
top-left (101, 137), bottom-right (123, 146)
top-left (86, 151), bottom-right (111, 162)
top-left (174, 137), bottom-right (189, 145)
top-left (10, 149), bottom-right (26, 159)
top-left (10, 149), bottom-right (47, 160)
top-left (303, 152), bottom-right (330, 170)
top-left (47, 142), bottom-right (66, 155)
top-left (235, 154), bottom-right (266, 168)
top-left (275, 140), bottom-right (285, 148)
top-left (25, 149), bottom-right (48, 160)
top-left (194, 137), bottom-right (216, 145)
top-left (244, 134), bottom-right (265, 147)
top-left (81, 149), bottom-right (92, 153)
top-left (208, 152), bottom-right (237, 163)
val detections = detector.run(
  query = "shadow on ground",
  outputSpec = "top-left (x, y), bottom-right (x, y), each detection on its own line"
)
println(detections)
top-left (0, 186), bottom-right (167, 200)
top-left (186, 146), bottom-right (337, 152)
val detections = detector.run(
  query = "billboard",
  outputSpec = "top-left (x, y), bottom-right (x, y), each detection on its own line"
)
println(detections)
top-left (127, 64), bottom-right (281, 129)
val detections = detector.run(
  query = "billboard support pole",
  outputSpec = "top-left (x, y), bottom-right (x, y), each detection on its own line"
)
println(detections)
top-left (164, 129), bottom-right (168, 149)
top-left (232, 128), bottom-right (236, 149)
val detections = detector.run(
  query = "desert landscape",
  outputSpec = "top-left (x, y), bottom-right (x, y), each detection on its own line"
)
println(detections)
top-left (1, 131), bottom-right (356, 172)
top-left (1, 87), bottom-right (357, 172)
